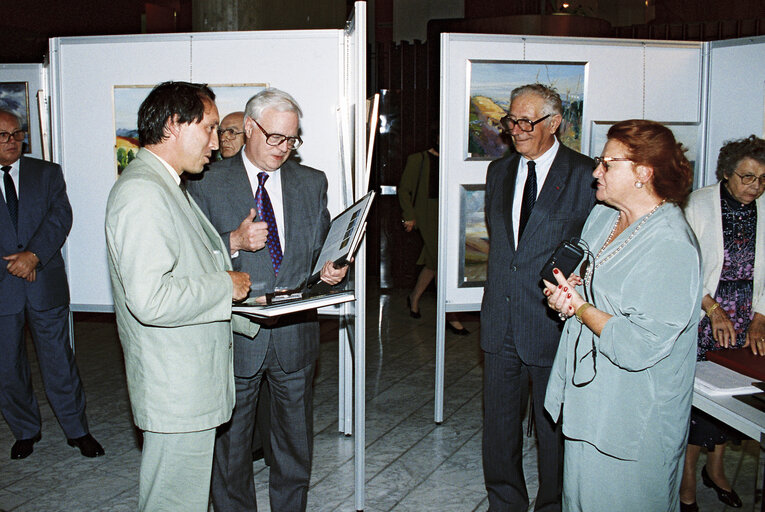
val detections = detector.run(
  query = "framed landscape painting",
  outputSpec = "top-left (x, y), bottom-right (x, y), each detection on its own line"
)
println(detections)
top-left (459, 184), bottom-right (489, 287)
top-left (467, 61), bottom-right (586, 160)
top-left (0, 82), bottom-right (31, 153)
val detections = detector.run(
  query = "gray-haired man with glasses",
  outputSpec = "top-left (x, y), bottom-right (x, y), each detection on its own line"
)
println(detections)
top-left (187, 88), bottom-right (348, 512)
top-left (481, 83), bottom-right (596, 511)
top-left (218, 111), bottom-right (246, 159)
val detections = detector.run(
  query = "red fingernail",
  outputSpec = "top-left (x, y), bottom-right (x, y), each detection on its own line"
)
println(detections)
top-left (567, 293), bottom-right (571, 299)
top-left (563, 287), bottom-right (568, 292)
top-left (569, 306), bottom-right (574, 311)
top-left (553, 268), bottom-right (559, 274)
top-left (558, 285), bottom-right (562, 289)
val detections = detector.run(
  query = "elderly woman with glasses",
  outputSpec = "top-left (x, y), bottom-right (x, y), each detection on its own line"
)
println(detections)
top-left (679, 135), bottom-right (765, 512)
top-left (542, 119), bottom-right (701, 511)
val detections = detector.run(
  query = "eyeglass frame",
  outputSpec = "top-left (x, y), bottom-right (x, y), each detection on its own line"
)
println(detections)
top-left (593, 156), bottom-right (634, 172)
top-left (217, 127), bottom-right (244, 139)
top-left (499, 113), bottom-right (551, 133)
top-left (0, 129), bottom-right (26, 144)
top-left (731, 170), bottom-right (765, 186)
top-left (252, 119), bottom-right (303, 150)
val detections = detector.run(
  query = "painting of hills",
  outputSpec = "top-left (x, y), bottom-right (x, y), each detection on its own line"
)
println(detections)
top-left (468, 61), bottom-right (585, 160)
top-left (113, 83), bottom-right (267, 176)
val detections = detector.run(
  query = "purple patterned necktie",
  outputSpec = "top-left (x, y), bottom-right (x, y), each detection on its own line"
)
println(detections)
top-left (256, 172), bottom-right (283, 274)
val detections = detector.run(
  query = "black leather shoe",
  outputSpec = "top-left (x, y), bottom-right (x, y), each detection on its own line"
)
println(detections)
top-left (11, 432), bottom-right (41, 459)
top-left (407, 296), bottom-right (421, 319)
top-left (701, 465), bottom-right (742, 508)
top-left (680, 501), bottom-right (699, 512)
top-left (67, 433), bottom-right (105, 458)
top-left (446, 322), bottom-right (470, 335)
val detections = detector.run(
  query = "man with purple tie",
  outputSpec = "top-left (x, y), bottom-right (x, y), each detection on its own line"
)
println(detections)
top-left (188, 88), bottom-right (348, 512)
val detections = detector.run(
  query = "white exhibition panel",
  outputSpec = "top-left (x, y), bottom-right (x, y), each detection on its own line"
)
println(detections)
top-left (439, 34), bottom-right (704, 311)
top-left (50, 31), bottom-right (346, 310)
top-left (0, 63), bottom-right (46, 161)
top-left (706, 36), bottom-right (765, 186)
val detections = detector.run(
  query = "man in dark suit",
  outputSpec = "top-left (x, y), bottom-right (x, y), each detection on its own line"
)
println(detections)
top-left (481, 84), bottom-right (596, 511)
top-left (0, 108), bottom-right (103, 460)
top-left (188, 88), bottom-right (348, 512)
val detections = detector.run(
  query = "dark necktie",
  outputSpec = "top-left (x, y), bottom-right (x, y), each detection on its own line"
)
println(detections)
top-left (256, 172), bottom-right (283, 274)
top-left (179, 178), bottom-right (190, 203)
top-left (2, 165), bottom-right (18, 232)
top-left (518, 160), bottom-right (536, 239)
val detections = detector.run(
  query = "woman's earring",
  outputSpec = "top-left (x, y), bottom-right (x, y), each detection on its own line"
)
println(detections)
top-left (634, 181), bottom-right (643, 189)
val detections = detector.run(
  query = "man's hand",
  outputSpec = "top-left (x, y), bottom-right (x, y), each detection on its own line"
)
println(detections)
top-left (227, 271), bottom-right (252, 301)
top-left (229, 209), bottom-right (268, 254)
top-left (319, 259), bottom-right (350, 286)
top-left (402, 219), bottom-right (416, 232)
top-left (3, 251), bottom-right (39, 281)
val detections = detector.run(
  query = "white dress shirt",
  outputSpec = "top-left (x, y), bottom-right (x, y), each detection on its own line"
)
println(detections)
top-left (145, 149), bottom-right (181, 185)
top-left (242, 149), bottom-right (286, 252)
top-left (511, 138), bottom-right (560, 248)
top-left (0, 160), bottom-right (20, 202)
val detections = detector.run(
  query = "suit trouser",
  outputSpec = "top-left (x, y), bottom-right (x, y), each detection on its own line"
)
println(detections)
top-left (139, 428), bottom-right (216, 512)
top-left (0, 303), bottom-right (88, 440)
top-left (211, 338), bottom-right (315, 512)
top-left (483, 336), bottom-right (563, 512)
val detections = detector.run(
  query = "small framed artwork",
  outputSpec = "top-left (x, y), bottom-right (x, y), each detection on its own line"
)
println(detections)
top-left (113, 83), bottom-right (268, 176)
top-left (467, 60), bottom-right (586, 161)
top-left (0, 82), bottom-right (31, 153)
top-left (458, 184), bottom-right (489, 287)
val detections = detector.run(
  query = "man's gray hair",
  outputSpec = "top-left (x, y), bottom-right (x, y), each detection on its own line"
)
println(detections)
top-left (0, 108), bottom-right (24, 128)
top-left (244, 88), bottom-right (303, 122)
top-left (510, 83), bottom-right (563, 117)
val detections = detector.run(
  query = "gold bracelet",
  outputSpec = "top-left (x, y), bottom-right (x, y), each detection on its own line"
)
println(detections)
top-left (706, 302), bottom-right (720, 317)
top-left (575, 302), bottom-right (593, 323)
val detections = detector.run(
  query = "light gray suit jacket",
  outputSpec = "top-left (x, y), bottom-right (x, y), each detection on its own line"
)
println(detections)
top-left (188, 153), bottom-right (330, 377)
top-left (105, 149), bottom-right (258, 433)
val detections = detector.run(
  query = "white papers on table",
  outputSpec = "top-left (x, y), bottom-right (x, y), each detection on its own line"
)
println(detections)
top-left (694, 361), bottom-right (762, 396)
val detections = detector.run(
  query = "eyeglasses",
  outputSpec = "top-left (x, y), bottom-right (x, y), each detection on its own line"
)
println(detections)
top-left (593, 156), bottom-right (634, 172)
top-left (499, 114), bottom-right (550, 133)
top-left (731, 171), bottom-right (765, 186)
top-left (0, 130), bottom-right (26, 143)
top-left (253, 120), bottom-right (302, 150)
top-left (218, 128), bottom-right (244, 139)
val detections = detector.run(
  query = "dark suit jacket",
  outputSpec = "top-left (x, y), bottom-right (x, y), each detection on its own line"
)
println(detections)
top-left (188, 153), bottom-right (330, 377)
top-left (480, 144), bottom-right (597, 366)
top-left (0, 156), bottom-right (72, 314)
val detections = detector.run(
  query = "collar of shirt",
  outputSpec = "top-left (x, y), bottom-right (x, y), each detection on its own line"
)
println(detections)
top-left (144, 148), bottom-right (181, 186)
top-left (0, 159), bottom-right (20, 202)
top-left (241, 148), bottom-right (286, 252)
top-left (512, 137), bottom-right (561, 247)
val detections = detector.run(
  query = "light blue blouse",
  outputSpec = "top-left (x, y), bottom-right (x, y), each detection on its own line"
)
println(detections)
top-left (544, 203), bottom-right (702, 461)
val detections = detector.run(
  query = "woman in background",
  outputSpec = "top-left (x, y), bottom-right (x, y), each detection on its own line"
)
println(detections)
top-left (398, 131), bottom-right (468, 335)
top-left (680, 135), bottom-right (765, 512)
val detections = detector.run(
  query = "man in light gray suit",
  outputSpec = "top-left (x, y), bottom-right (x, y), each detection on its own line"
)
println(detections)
top-left (188, 88), bottom-right (347, 512)
top-left (105, 82), bottom-right (258, 511)
top-left (481, 84), bottom-right (597, 512)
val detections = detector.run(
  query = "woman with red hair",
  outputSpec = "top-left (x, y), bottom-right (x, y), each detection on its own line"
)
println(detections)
top-left (542, 120), bottom-right (702, 510)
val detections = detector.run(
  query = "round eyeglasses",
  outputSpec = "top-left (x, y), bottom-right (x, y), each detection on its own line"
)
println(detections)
top-left (218, 128), bottom-right (244, 140)
top-left (254, 120), bottom-right (302, 150)
top-left (731, 171), bottom-right (765, 186)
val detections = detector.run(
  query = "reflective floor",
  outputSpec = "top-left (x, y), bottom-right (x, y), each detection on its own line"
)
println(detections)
top-left (0, 288), bottom-right (760, 511)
